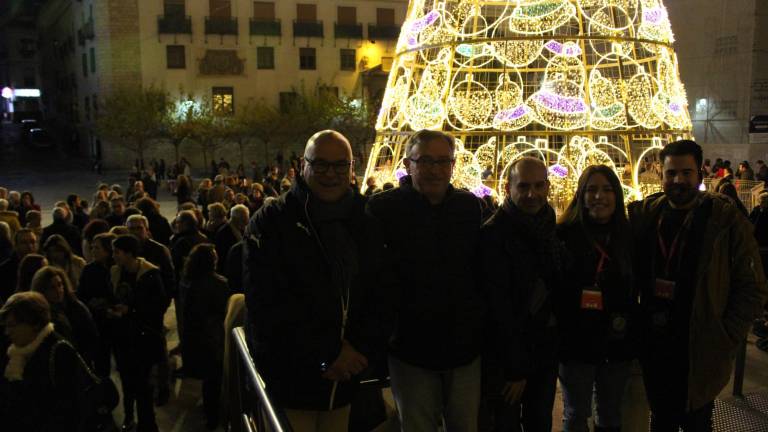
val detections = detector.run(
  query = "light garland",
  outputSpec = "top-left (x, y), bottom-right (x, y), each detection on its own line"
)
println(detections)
top-left (365, 0), bottom-right (692, 205)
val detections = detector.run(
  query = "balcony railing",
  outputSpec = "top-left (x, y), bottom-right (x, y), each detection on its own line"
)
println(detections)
top-left (205, 16), bottom-right (238, 35)
top-left (250, 19), bottom-right (281, 36)
top-left (334, 22), bottom-right (363, 39)
top-left (293, 20), bottom-right (323, 38)
top-left (158, 15), bottom-right (192, 34)
top-left (367, 24), bottom-right (400, 40)
top-left (77, 30), bottom-right (85, 46)
top-left (81, 18), bottom-right (95, 40)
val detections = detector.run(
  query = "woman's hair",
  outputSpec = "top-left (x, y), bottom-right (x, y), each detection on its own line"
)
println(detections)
top-left (92, 232), bottom-right (117, 260)
top-left (207, 202), bottom-right (227, 222)
top-left (0, 291), bottom-right (51, 329)
top-left (30, 266), bottom-right (77, 305)
top-left (42, 234), bottom-right (74, 261)
top-left (20, 191), bottom-right (35, 205)
top-left (83, 219), bottom-right (110, 243)
top-left (16, 254), bottom-right (47, 292)
top-left (135, 197), bottom-right (160, 216)
top-left (183, 243), bottom-right (217, 281)
top-left (109, 226), bottom-right (130, 235)
top-left (559, 165), bottom-right (628, 228)
top-left (91, 200), bottom-right (111, 219)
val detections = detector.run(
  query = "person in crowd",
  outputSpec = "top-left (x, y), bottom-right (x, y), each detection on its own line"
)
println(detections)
top-left (247, 183), bottom-right (265, 214)
top-left (555, 166), bottom-right (635, 432)
top-left (480, 157), bottom-right (564, 432)
top-left (135, 198), bottom-right (173, 246)
top-left (81, 219), bottom-right (110, 263)
top-left (0, 199), bottom-right (21, 237)
top-left (712, 177), bottom-right (749, 216)
top-left (0, 291), bottom-right (82, 430)
top-left (77, 232), bottom-right (116, 377)
top-left (90, 200), bottom-right (111, 221)
top-left (42, 234), bottom-right (86, 290)
top-left (750, 192), bottom-right (768, 263)
top-left (130, 180), bottom-right (147, 204)
top-left (701, 159), bottom-right (712, 178)
top-left (628, 140), bottom-right (767, 431)
top-left (381, 182), bottom-right (395, 192)
top-left (16, 253), bottom-right (47, 292)
top-left (204, 202), bottom-right (228, 240)
top-left (181, 243), bottom-right (230, 429)
top-left (737, 161), bottom-right (755, 181)
top-left (364, 177), bottom-right (379, 196)
top-left (25, 210), bottom-right (42, 237)
top-left (263, 165), bottom-right (281, 192)
top-left (30, 265), bottom-right (99, 365)
top-left (110, 235), bottom-right (166, 432)
top-left (223, 188), bottom-right (236, 210)
top-left (367, 129), bottom-right (484, 431)
top-left (41, 206), bottom-right (82, 256)
top-left (6, 191), bottom-right (21, 215)
top-left (106, 196), bottom-right (128, 228)
top-left (283, 167), bottom-right (297, 185)
top-left (0, 229), bottom-right (39, 301)
top-left (67, 194), bottom-right (90, 231)
top-left (214, 204), bottom-right (249, 274)
top-left (175, 175), bottom-right (193, 207)
top-left (756, 160), bottom-right (768, 184)
top-left (19, 191), bottom-right (40, 217)
top-left (244, 130), bottom-right (392, 431)
top-left (0, 222), bottom-right (12, 262)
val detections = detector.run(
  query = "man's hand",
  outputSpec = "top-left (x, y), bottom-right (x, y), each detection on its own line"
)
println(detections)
top-left (322, 340), bottom-right (368, 382)
top-left (501, 380), bottom-right (526, 405)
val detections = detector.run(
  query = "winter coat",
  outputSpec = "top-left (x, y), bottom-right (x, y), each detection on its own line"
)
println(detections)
top-left (628, 192), bottom-right (768, 410)
top-left (50, 299), bottom-right (100, 367)
top-left (41, 220), bottom-right (82, 256)
top-left (366, 175), bottom-right (485, 371)
top-left (139, 238), bottom-right (175, 305)
top-left (243, 178), bottom-right (392, 410)
top-left (181, 273), bottom-right (230, 378)
top-left (146, 213), bottom-right (173, 247)
top-left (215, 222), bottom-right (241, 273)
top-left (170, 230), bottom-right (209, 296)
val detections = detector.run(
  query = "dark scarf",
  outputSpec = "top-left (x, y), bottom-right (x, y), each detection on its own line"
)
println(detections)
top-left (502, 199), bottom-right (562, 275)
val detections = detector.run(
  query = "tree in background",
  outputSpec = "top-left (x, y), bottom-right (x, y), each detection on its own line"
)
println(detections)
top-left (161, 91), bottom-right (198, 164)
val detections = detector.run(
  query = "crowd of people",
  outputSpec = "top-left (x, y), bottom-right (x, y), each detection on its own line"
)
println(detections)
top-left (0, 130), bottom-right (766, 432)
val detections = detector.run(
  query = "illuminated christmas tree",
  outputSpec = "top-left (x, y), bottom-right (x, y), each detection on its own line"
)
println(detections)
top-left (363, 0), bottom-right (692, 205)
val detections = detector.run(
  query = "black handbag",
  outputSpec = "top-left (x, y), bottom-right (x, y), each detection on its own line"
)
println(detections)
top-left (49, 339), bottom-right (119, 431)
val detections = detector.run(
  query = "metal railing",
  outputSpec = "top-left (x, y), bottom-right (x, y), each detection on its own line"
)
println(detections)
top-left (702, 178), bottom-right (764, 212)
top-left (250, 18), bottom-right (281, 36)
top-left (232, 326), bottom-right (293, 432)
top-left (367, 24), bottom-right (399, 40)
top-left (205, 16), bottom-right (239, 35)
top-left (293, 20), bottom-right (324, 38)
top-left (334, 22), bottom-right (363, 39)
top-left (158, 14), bottom-right (192, 34)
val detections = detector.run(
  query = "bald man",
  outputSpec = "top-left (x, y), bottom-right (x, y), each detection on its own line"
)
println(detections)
top-left (480, 157), bottom-right (564, 432)
top-left (243, 130), bottom-right (392, 431)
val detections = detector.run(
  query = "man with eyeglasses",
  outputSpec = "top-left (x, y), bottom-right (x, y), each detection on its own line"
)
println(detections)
top-left (366, 129), bottom-right (485, 431)
top-left (480, 157), bottom-right (564, 431)
top-left (243, 130), bottom-right (392, 431)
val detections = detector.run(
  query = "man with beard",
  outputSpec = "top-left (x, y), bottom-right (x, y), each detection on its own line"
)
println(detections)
top-left (628, 140), bottom-right (767, 431)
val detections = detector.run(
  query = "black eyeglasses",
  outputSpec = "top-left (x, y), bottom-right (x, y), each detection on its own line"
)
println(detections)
top-left (408, 157), bottom-right (455, 168)
top-left (305, 158), bottom-right (353, 174)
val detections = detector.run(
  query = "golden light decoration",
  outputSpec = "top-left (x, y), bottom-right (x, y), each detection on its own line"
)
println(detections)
top-left (363, 0), bottom-right (692, 205)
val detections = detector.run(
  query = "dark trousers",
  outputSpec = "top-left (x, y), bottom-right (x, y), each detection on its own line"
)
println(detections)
top-left (650, 402), bottom-right (713, 432)
top-left (491, 352), bottom-right (558, 432)
top-left (115, 344), bottom-right (158, 432)
top-left (202, 369), bottom-right (223, 424)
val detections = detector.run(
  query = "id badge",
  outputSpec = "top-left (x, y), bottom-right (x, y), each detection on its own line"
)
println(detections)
top-left (580, 288), bottom-right (603, 311)
top-left (654, 278), bottom-right (676, 300)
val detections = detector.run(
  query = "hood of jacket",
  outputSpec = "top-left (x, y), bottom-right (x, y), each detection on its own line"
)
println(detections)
top-left (110, 257), bottom-right (159, 288)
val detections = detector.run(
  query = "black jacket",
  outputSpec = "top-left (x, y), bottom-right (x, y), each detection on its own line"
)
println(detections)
top-left (479, 203), bottom-right (564, 381)
top-left (182, 273), bottom-right (230, 379)
top-left (139, 238), bottom-right (175, 303)
top-left (215, 222), bottom-right (241, 274)
top-left (555, 222), bottom-right (636, 364)
top-left (0, 253), bottom-right (20, 303)
top-left (243, 179), bottom-right (392, 410)
top-left (170, 230), bottom-right (209, 295)
top-left (41, 221), bottom-right (82, 256)
top-left (226, 240), bottom-right (245, 293)
top-left (366, 176), bottom-right (485, 370)
top-left (147, 213), bottom-right (173, 247)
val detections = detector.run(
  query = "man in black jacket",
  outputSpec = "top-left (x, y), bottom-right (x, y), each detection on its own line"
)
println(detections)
top-left (40, 206), bottom-right (82, 257)
top-left (214, 204), bottom-right (249, 273)
top-left (480, 157), bottom-right (564, 432)
top-left (366, 129), bottom-right (485, 431)
top-left (244, 130), bottom-right (391, 431)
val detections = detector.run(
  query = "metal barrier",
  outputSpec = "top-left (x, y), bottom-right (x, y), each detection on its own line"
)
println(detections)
top-left (232, 326), bottom-right (293, 432)
top-left (703, 178), bottom-right (764, 213)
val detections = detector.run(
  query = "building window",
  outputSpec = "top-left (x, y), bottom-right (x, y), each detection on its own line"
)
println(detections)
top-left (210, 0), bottom-right (231, 17)
top-left (296, 3), bottom-right (317, 22)
top-left (212, 87), bottom-right (234, 116)
top-left (82, 52), bottom-right (88, 77)
top-left (167, 45), bottom-right (186, 69)
top-left (257, 46), bottom-right (274, 69)
top-left (253, 1), bottom-right (275, 20)
top-left (279, 91), bottom-right (297, 113)
top-left (165, 0), bottom-right (185, 16)
top-left (340, 49), bottom-right (356, 71)
top-left (89, 47), bottom-right (96, 73)
top-left (377, 8), bottom-right (395, 26)
top-left (93, 95), bottom-right (98, 118)
top-left (299, 47), bottom-right (316, 70)
top-left (84, 96), bottom-right (90, 121)
top-left (338, 6), bottom-right (356, 25)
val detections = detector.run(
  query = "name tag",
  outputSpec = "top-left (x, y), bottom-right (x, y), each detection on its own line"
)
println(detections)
top-left (581, 288), bottom-right (603, 311)
top-left (654, 278), bottom-right (676, 300)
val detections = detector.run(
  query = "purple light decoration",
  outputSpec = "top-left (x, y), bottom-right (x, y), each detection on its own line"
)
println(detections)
top-left (533, 91), bottom-right (588, 113)
top-left (549, 164), bottom-right (569, 178)
top-left (494, 105), bottom-right (530, 122)
top-left (395, 168), bottom-right (408, 181)
top-left (471, 184), bottom-right (493, 198)
top-left (409, 10), bottom-right (439, 33)
top-left (544, 40), bottom-right (582, 56)
top-left (668, 101), bottom-right (683, 115)
top-left (643, 7), bottom-right (666, 25)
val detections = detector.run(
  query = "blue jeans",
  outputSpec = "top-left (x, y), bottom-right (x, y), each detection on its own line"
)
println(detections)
top-left (559, 361), bottom-right (631, 432)
top-left (388, 355), bottom-right (481, 432)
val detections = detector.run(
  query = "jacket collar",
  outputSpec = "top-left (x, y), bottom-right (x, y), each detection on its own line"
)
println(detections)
top-left (110, 257), bottom-right (158, 288)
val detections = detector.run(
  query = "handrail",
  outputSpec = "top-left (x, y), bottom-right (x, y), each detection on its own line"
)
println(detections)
top-left (232, 326), bottom-right (293, 432)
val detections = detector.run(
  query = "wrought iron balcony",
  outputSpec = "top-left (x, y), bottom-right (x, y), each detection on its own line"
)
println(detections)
top-left (367, 24), bottom-right (400, 40)
top-left (81, 18), bottom-right (95, 40)
top-left (158, 15), bottom-right (192, 34)
top-left (334, 22), bottom-right (363, 39)
top-left (205, 16), bottom-right (238, 35)
top-left (293, 20), bottom-right (323, 38)
top-left (250, 19), bottom-right (281, 36)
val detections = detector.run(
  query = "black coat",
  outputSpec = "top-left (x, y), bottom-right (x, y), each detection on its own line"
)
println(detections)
top-left (139, 238), bottom-right (175, 303)
top-left (41, 221), bottom-right (82, 256)
top-left (366, 176), bottom-right (485, 371)
top-left (0, 253), bottom-right (20, 303)
top-left (0, 331), bottom-right (81, 431)
top-left (170, 230), bottom-right (209, 296)
top-left (181, 273), bottom-right (230, 378)
top-left (215, 223), bottom-right (241, 273)
top-left (147, 213), bottom-right (173, 247)
top-left (51, 299), bottom-right (100, 367)
top-left (226, 241), bottom-right (245, 293)
top-left (243, 179), bottom-right (392, 410)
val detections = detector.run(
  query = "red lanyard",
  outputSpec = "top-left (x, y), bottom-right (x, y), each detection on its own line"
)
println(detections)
top-left (593, 239), bottom-right (610, 286)
top-left (657, 211), bottom-right (695, 277)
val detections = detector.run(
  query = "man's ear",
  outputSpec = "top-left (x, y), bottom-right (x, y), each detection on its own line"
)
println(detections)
top-left (404, 157), bottom-right (412, 174)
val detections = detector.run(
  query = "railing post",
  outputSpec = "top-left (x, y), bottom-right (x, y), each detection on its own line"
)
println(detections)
top-left (732, 338), bottom-right (747, 397)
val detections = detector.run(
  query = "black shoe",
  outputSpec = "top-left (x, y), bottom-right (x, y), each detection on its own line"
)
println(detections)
top-left (156, 386), bottom-right (170, 407)
top-left (121, 418), bottom-right (136, 432)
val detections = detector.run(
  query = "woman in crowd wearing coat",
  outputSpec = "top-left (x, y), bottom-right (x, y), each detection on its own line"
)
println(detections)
top-left (42, 234), bottom-right (86, 290)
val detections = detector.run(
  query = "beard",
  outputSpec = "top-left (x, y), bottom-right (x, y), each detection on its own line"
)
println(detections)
top-left (665, 183), bottom-right (699, 206)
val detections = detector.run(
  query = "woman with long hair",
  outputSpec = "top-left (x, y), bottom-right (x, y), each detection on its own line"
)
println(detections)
top-left (42, 234), bottom-right (86, 290)
top-left (555, 165), bottom-right (636, 432)
top-left (181, 243), bottom-right (230, 429)
top-left (30, 266), bottom-right (99, 367)
top-left (16, 254), bottom-right (48, 292)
